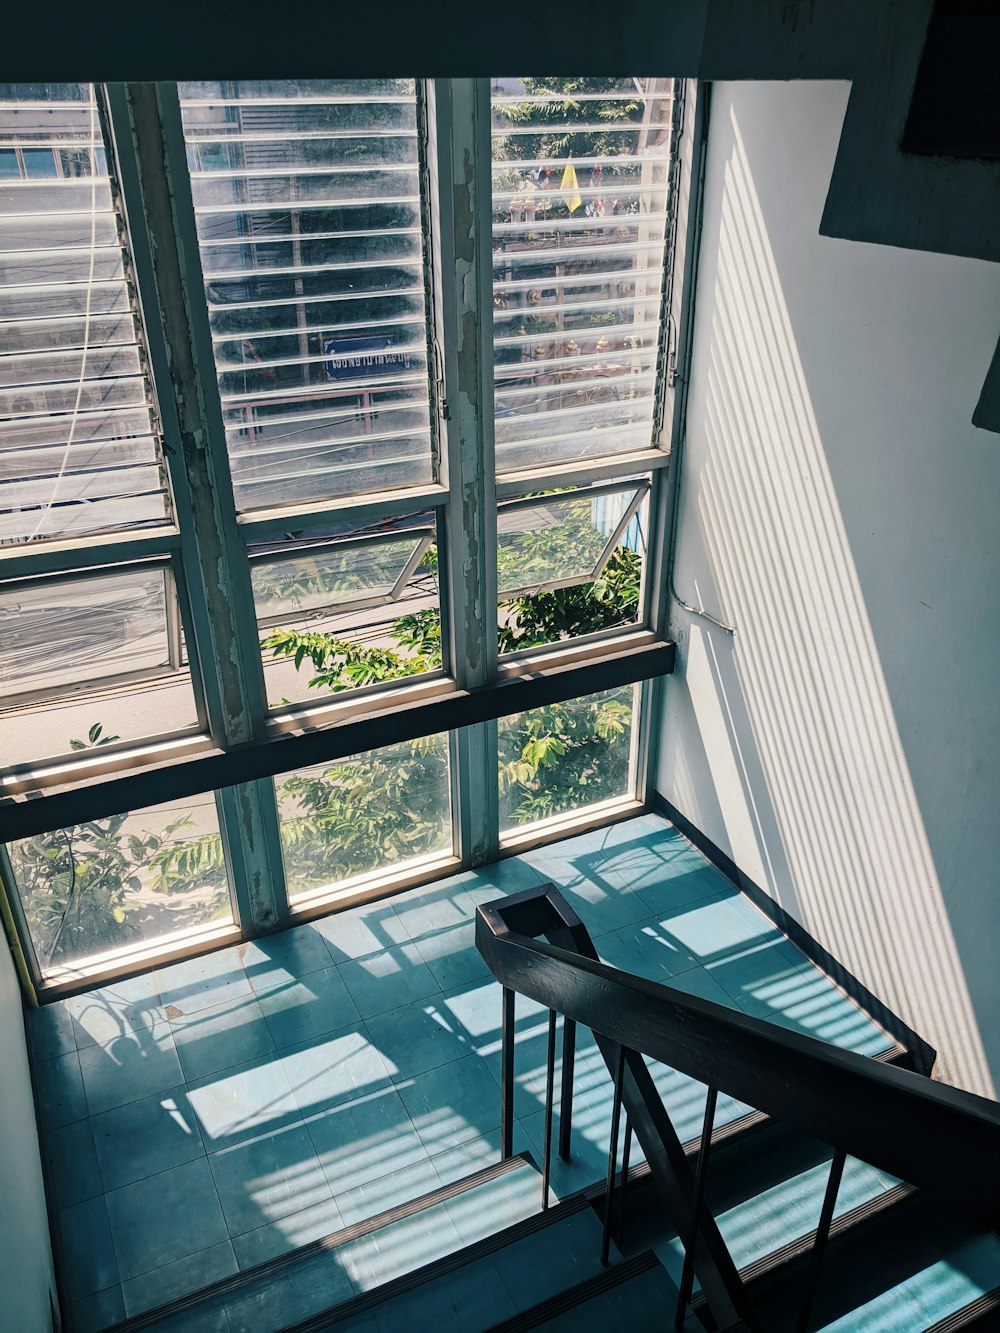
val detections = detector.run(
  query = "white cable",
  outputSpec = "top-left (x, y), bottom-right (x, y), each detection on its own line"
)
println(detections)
top-left (25, 86), bottom-right (101, 543)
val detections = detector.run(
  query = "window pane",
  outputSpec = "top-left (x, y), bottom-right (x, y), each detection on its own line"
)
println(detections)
top-left (498, 484), bottom-right (646, 653)
top-left (498, 685), bottom-right (635, 832)
top-left (491, 78), bottom-right (676, 473)
top-left (277, 734), bottom-right (451, 901)
top-left (0, 566), bottom-right (199, 769)
top-left (0, 83), bottom-right (171, 543)
top-left (6, 794), bottom-right (232, 974)
top-left (178, 80), bottom-right (435, 511)
top-left (252, 514), bottom-right (440, 708)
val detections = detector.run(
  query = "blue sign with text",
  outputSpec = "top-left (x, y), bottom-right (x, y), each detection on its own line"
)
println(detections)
top-left (324, 336), bottom-right (413, 383)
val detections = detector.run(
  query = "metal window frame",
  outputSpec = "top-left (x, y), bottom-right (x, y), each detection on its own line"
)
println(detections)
top-left (248, 525), bottom-right (436, 628)
top-left (496, 479), bottom-right (648, 600)
top-left (0, 74), bottom-right (690, 999)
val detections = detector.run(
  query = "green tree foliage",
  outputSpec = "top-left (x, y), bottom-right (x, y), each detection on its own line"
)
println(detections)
top-left (10, 727), bottom-right (229, 967)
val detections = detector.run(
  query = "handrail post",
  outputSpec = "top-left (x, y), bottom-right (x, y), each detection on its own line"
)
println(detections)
top-left (559, 1016), bottom-right (576, 1161)
top-left (500, 986), bottom-right (515, 1160)
top-left (795, 1147), bottom-right (846, 1333)
top-left (541, 1008), bottom-right (558, 1209)
top-left (675, 1084), bottom-right (718, 1328)
top-left (601, 1043), bottom-right (627, 1267)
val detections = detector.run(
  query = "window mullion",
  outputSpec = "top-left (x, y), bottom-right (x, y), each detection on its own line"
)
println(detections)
top-left (428, 77), bottom-right (499, 864)
top-left (107, 81), bottom-right (287, 934)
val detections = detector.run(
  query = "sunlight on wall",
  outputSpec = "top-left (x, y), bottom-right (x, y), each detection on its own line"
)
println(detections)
top-left (664, 97), bottom-right (992, 1095)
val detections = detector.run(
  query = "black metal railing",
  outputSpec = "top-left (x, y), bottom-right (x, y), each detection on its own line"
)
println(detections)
top-left (475, 883), bottom-right (1000, 1332)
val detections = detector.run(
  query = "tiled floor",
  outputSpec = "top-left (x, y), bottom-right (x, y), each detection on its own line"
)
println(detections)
top-left (27, 813), bottom-right (894, 1331)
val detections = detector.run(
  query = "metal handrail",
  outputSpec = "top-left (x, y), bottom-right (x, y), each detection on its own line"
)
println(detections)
top-left (475, 882), bottom-right (1000, 1330)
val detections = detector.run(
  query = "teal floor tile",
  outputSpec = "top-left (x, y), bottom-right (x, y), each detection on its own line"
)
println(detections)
top-left (231, 1192), bottom-right (345, 1269)
top-left (395, 1052), bottom-right (501, 1156)
top-left (306, 1084), bottom-right (431, 1198)
top-left (105, 1156), bottom-right (230, 1282)
top-left (70, 1284), bottom-right (125, 1332)
top-left (57, 1195), bottom-right (119, 1300)
top-left (28, 1000), bottom-right (77, 1062)
top-left (313, 899), bottom-right (407, 964)
top-left (390, 880), bottom-right (480, 945)
top-left (279, 1025), bottom-right (392, 1117)
top-left (208, 1119), bottom-right (332, 1236)
top-left (410, 918), bottom-right (491, 992)
top-left (169, 993), bottom-right (277, 1082)
top-left (35, 1050), bottom-right (88, 1129)
top-left (241, 922), bottom-right (335, 989)
top-left (120, 1239), bottom-right (238, 1316)
top-left (256, 965), bottom-right (361, 1050)
top-left (366, 997), bottom-right (475, 1082)
top-left (91, 1083), bottom-right (205, 1191)
top-left (77, 1021), bottom-right (184, 1116)
top-left (560, 878), bottom-right (653, 935)
top-left (334, 1151), bottom-right (443, 1227)
top-left (67, 972), bottom-right (162, 1050)
top-left (339, 943), bottom-right (440, 1020)
top-left (43, 1118), bottom-right (103, 1208)
top-left (595, 920), bottom-right (700, 982)
top-left (156, 949), bottom-right (253, 1017)
top-left (658, 894), bottom-right (782, 963)
top-left (186, 1055), bottom-right (302, 1148)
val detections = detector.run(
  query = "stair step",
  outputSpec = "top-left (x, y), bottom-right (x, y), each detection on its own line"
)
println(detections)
top-left (484, 1250), bottom-right (672, 1331)
top-left (749, 1193), bottom-right (1000, 1333)
top-left (282, 1192), bottom-right (614, 1331)
top-left (105, 1153), bottom-right (543, 1333)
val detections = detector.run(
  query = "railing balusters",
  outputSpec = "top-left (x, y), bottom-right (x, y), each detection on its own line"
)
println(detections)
top-left (795, 1146), bottom-right (846, 1333)
top-left (541, 1008), bottom-right (558, 1210)
top-left (601, 1043), bottom-right (628, 1267)
top-left (500, 986), bottom-right (515, 1160)
top-left (616, 1116), bottom-right (632, 1249)
top-left (675, 1084), bottom-right (719, 1329)
top-left (559, 1016), bottom-right (576, 1161)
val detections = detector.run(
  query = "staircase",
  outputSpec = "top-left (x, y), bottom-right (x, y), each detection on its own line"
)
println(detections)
top-left (94, 882), bottom-right (1000, 1333)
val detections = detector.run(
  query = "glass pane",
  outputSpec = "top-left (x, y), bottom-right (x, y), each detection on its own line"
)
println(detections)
top-left (6, 794), bottom-right (232, 974)
top-left (498, 485), bottom-right (646, 653)
top-left (277, 734), bottom-right (452, 901)
top-left (0, 566), bottom-right (199, 769)
top-left (498, 685), bottom-right (635, 832)
top-left (253, 515), bottom-right (440, 708)
top-left (491, 77), bottom-right (676, 473)
top-left (0, 83), bottom-right (170, 543)
top-left (178, 80), bottom-right (435, 511)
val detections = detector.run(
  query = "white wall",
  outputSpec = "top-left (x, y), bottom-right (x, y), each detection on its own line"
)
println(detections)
top-left (0, 939), bottom-right (56, 1330)
top-left (658, 80), bottom-right (1000, 1097)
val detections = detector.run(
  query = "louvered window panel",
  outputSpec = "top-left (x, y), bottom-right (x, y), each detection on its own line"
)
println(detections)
top-left (178, 81), bottom-right (435, 513)
top-left (0, 84), bottom-right (170, 544)
top-left (491, 78), bottom-right (676, 474)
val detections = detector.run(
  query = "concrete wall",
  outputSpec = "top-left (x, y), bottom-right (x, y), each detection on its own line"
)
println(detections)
top-left (657, 80), bottom-right (1000, 1097)
top-left (0, 940), bottom-right (56, 1330)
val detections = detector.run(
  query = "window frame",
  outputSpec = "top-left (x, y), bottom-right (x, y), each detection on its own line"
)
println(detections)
top-left (0, 75), bottom-right (691, 998)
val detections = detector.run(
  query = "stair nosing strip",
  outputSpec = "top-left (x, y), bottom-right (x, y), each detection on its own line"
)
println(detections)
top-left (277, 1192), bottom-right (595, 1332)
top-left (102, 1150), bottom-right (537, 1332)
top-left (924, 1285), bottom-right (1000, 1333)
top-left (483, 1249), bottom-right (662, 1333)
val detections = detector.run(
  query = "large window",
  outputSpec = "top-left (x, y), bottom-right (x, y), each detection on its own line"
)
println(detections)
top-left (0, 77), bottom-right (683, 992)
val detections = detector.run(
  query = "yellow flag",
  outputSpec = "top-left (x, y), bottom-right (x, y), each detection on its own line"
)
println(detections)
top-left (560, 161), bottom-right (582, 214)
